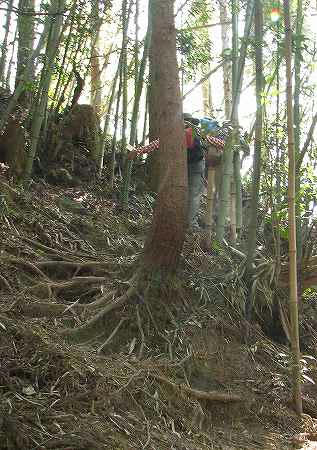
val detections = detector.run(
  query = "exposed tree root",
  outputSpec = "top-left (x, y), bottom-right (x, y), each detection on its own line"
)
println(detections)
top-left (87, 289), bottom-right (117, 308)
top-left (97, 318), bottom-right (127, 354)
top-left (35, 260), bottom-right (111, 273)
top-left (25, 282), bottom-right (53, 299)
top-left (22, 236), bottom-right (96, 260)
top-left (0, 274), bottom-right (12, 291)
top-left (136, 305), bottom-right (145, 358)
top-left (60, 285), bottom-right (138, 343)
top-left (8, 300), bottom-right (85, 318)
top-left (2, 256), bottom-right (50, 280)
top-left (152, 373), bottom-right (243, 403)
top-left (24, 276), bottom-right (109, 297)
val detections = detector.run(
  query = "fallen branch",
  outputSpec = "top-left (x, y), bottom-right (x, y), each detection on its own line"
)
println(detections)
top-left (152, 374), bottom-right (242, 403)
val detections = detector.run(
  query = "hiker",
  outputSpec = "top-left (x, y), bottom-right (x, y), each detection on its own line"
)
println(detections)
top-left (183, 113), bottom-right (205, 231)
top-left (127, 113), bottom-right (225, 231)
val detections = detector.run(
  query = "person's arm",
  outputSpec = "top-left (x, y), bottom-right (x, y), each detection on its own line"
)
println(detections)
top-left (127, 139), bottom-right (160, 160)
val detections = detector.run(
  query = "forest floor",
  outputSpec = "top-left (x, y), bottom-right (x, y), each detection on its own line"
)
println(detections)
top-left (1, 171), bottom-right (317, 450)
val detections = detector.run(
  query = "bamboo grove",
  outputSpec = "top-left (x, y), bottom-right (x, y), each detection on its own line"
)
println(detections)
top-left (1, 0), bottom-right (317, 415)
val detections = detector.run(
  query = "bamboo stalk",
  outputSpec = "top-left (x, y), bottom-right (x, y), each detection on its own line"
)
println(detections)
top-left (203, 165), bottom-right (216, 246)
top-left (283, 0), bottom-right (302, 415)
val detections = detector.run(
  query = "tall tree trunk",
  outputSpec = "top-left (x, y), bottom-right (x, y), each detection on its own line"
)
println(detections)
top-left (54, 13), bottom-right (90, 114)
top-left (245, 0), bottom-right (264, 316)
top-left (146, 0), bottom-right (162, 193)
top-left (6, 27), bottom-right (17, 90)
top-left (283, 0), bottom-right (302, 416)
top-left (232, 0), bottom-right (255, 240)
top-left (232, 0), bottom-right (254, 115)
top-left (89, 0), bottom-right (103, 162)
top-left (0, 9), bottom-right (52, 131)
top-left (24, 0), bottom-right (65, 178)
top-left (15, 0), bottom-right (35, 107)
top-left (121, 0), bottom-right (131, 157)
top-left (229, 0), bottom-right (239, 243)
top-left (233, 151), bottom-right (241, 234)
top-left (216, 0), bottom-right (238, 242)
top-left (294, 0), bottom-right (303, 308)
top-left (215, 133), bottom-right (233, 241)
top-left (100, 59), bottom-right (121, 174)
top-left (121, 21), bottom-right (152, 206)
top-left (202, 6), bottom-right (214, 119)
top-left (141, 87), bottom-right (149, 145)
top-left (90, 3), bottom-right (102, 115)
top-left (142, 0), bottom-right (187, 273)
top-left (51, 8), bottom-right (76, 111)
top-left (134, 0), bottom-right (139, 92)
top-left (216, 0), bottom-right (254, 242)
top-left (110, 59), bottom-right (123, 188)
top-left (219, 0), bottom-right (231, 119)
top-left (202, 73), bottom-right (213, 117)
top-left (0, 0), bottom-right (14, 86)
top-left (274, 9), bottom-right (282, 284)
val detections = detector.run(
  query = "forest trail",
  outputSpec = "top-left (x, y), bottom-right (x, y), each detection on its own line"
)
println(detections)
top-left (0, 175), bottom-right (317, 449)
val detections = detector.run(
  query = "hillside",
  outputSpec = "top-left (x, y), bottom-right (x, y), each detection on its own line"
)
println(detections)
top-left (0, 172), bottom-right (317, 450)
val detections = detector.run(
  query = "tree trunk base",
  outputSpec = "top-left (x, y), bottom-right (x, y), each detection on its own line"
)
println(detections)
top-left (59, 268), bottom-right (188, 354)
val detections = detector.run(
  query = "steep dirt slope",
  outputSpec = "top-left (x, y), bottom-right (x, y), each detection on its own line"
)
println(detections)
top-left (0, 175), bottom-right (316, 449)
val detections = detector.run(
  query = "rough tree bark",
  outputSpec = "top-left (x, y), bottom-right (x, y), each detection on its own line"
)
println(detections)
top-left (142, 0), bottom-right (187, 272)
top-left (61, 0), bottom-right (187, 345)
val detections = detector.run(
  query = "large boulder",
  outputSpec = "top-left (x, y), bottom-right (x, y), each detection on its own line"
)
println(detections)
top-left (46, 104), bottom-right (100, 184)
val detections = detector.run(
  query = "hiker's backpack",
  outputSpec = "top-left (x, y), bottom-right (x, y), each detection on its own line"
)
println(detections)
top-left (185, 126), bottom-right (204, 163)
top-left (200, 118), bottom-right (220, 135)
